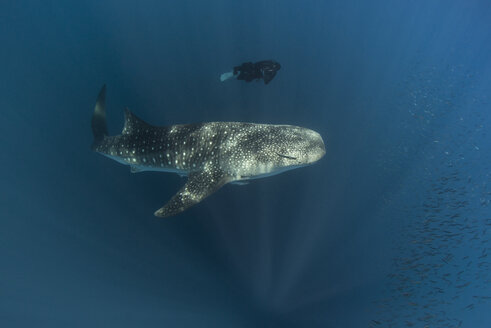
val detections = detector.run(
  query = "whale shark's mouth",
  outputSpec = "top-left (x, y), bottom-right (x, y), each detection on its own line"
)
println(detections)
top-left (276, 153), bottom-right (297, 160)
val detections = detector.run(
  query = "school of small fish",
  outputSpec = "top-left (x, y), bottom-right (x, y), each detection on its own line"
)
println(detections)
top-left (369, 63), bottom-right (490, 327)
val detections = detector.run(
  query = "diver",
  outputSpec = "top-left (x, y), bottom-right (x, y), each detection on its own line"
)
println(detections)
top-left (220, 60), bottom-right (281, 85)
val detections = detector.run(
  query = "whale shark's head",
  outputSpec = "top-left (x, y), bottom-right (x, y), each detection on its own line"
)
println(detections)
top-left (272, 126), bottom-right (326, 168)
top-left (236, 125), bottom-right (325, 180)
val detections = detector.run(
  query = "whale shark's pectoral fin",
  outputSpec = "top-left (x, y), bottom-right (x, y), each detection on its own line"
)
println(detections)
top-left (154, 169), bottom-right (231, 218)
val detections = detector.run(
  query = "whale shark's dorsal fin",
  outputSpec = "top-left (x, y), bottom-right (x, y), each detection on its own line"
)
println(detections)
top-left (122, 108), bottom-right (153, 135)
top-left (154, 168), bottom-right (232, 218)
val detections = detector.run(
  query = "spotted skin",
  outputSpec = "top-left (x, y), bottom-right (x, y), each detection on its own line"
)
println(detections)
top-left (92, 86), bottom-right (326, 217)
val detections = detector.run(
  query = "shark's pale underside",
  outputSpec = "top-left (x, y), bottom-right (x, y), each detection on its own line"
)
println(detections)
top-left (91, 86), bottom-right (326, 217)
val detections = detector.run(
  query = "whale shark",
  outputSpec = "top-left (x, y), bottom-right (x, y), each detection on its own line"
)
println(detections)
top-left (91, 85), bottom-right (326, 217)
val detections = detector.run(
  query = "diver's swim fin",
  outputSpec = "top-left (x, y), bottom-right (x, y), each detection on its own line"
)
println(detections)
top-left (220, 71), bottom-right (235, 82)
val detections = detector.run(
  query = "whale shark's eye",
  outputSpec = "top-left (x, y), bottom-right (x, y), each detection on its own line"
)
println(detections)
top-left (277, 153), bottom-right (297, 160)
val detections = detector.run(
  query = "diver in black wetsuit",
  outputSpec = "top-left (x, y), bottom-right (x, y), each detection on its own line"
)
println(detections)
top-left (220, 60), bottom-right (281, 84)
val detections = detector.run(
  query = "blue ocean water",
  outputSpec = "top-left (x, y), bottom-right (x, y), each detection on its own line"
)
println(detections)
top-left (1, 0), bottom-right (490, 327)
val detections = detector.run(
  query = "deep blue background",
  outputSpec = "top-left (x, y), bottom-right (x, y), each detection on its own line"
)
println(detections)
top-left (1, 1), bottom-right (491, 327)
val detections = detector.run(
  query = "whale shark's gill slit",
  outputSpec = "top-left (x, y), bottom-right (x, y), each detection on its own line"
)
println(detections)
top-left (276, 153), bottom-right (297, 160)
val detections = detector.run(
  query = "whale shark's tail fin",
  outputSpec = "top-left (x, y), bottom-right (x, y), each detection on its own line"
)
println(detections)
top-left (220, 71), bottom-right (236, 82)
top-left (91, 85), bottom-right (108, 149)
